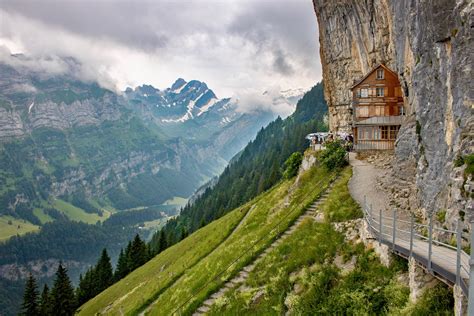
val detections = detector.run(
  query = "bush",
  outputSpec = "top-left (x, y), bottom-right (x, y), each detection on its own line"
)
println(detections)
top-left (402, 283), bottom-right (453, 315)
top-left (283, 152), bottom-right (303, 179)
top-left (320, 141), bottom-right (348, 170)
top-left (465, 154), bottom-right (474, 177)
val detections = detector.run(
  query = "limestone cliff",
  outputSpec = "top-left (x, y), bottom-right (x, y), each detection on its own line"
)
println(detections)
top-left (313, 1), bottom-right (473, 231)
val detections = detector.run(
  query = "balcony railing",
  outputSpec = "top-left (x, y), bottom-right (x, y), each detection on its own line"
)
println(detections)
top-left (354, 140), bottom-right (395, 151)
top-left (354, 116), bottom-right (404, 126)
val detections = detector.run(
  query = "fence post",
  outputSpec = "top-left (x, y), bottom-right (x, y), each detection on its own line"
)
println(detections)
top-left (456, 219), bottom-right (461, 285)
top-left (409, 213), bottom-right (414, 258)
top-left (468, 218), bottom-right (474, 316)
top-left (379, 208), bottom-right (383, 246)
top-left (428, 213), bottom-right (433, 272)
top-left (392, 209), bottom-right (397, 250)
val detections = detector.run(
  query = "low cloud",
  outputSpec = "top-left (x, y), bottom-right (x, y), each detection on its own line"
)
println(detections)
top-left (0, 45), bottom-right (118, 91)
top-left (0, 0), bottom-right (322, 113)
top-left (233, 86), bottom-right (296, 118)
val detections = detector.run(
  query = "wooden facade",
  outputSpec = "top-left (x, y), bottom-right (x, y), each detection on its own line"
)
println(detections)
top-left (351, 64), bottom-right (404, 150)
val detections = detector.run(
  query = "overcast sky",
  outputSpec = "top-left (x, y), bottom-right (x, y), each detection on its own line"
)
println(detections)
top-left (0, 0), bottom-right (321, 100)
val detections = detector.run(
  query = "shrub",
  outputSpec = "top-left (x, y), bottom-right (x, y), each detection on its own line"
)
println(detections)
top-left (402, 283), bottom-right (454, 315)
top-left (464, 154), bottom-right (474, 177)
top-left (436, 210), bottom-right (446, 223)
top-left (283, 152), bottom-right (303, 179)
top-left (320, 141), bottom-right (348, 170)
top-left (454, 155), bottom-right (465, 167)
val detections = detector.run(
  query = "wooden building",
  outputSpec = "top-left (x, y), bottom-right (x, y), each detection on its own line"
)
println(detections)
top-left (351, 64), bottom-right (404, 150)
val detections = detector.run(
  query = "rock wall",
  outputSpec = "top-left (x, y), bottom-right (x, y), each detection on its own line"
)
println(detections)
top-left (313, 0), bottom-right (473, 230)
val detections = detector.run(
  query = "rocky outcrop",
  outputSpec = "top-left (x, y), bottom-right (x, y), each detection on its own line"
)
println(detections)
top-left (313, 1), bottom-right (473, 231)
top-left (408, 257), bottom-right (439, 302)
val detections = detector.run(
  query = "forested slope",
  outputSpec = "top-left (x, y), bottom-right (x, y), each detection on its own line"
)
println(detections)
top-left (151, 82), bottom-right (327, 248)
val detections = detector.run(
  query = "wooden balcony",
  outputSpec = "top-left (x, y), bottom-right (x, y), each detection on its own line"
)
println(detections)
top-left (354, 139), bottom-right (395, 151)
top-left (354, 115), bottom-right (404, 126)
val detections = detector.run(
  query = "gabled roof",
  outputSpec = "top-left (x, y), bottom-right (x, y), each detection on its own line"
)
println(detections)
top-left (350, 64), bottom-right (398, 90)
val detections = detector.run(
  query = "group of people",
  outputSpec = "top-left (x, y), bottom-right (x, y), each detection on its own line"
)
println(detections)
top-left (306, 131), bottom-right (354, 152)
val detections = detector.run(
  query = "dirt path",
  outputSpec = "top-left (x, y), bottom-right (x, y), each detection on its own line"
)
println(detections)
top-left (348, 152), bottom-right (391, 216)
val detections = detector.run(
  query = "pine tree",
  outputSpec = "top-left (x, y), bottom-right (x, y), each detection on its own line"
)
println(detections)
top-left (179, 226), bottom-right (188, 241)
top-left (39, 284), bottom-right (52, 316)
top-left (95, 248), bottom-right (113, 292)
top-left (114, 248), bottom-right (129, 281)
top-left (51, 263), bottom-right (76, 315)
top-left (21, 273), bottom-right (39, 316)
top-left (76, 269), bottom-right (95, 307)
top-left (158, 230), bottom-right (167, 253)
top-left (128, 234), bottom-right (147, 271)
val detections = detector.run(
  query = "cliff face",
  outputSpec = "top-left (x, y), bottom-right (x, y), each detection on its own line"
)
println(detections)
top-left (313, 1), bottom-right (473, 228)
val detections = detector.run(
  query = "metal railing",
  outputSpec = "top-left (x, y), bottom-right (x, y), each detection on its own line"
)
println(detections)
top-left (361, 196), bottom-right (471, 299)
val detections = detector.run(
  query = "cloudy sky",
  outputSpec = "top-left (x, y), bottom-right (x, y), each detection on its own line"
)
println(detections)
top-left (0, 0), bottom-right (321, 101)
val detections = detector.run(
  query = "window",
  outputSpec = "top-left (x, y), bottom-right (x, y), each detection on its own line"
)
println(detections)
top-left (375, 105), bottom-right (385, 116)
top-left (399, 105), bottom-right (405, 116)
top-left (356, 106), bottom-right (369, 117)
top-left (360, 88), bottom-right (368, 98)
top-left (389, 126), bottom-right (400, 139)
top-left (373, 128), bottom-right (381, 140)
top-left (376, 87), bottom-right (384, 97)
top-left (358, 127), bottom-right (371, 140)
top-left (376, 68), bottom-right (384, 79)
top-left (381, 126), bottom-right (389, 140)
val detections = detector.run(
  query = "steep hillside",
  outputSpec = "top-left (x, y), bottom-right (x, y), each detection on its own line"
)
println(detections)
top-left (312, 0), bottom-right (473, 231)
top-left (153, 82), bottom-right (328, 247)
top-left (78, 155), bottom-right (336, 315)
top-left (79, 161), bottom-right (452, 315)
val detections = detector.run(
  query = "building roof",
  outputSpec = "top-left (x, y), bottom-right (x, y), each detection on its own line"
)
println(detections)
top-left (354, 116), bottom-right (404, 126)
top-left (350, 64), bottom-right (399, 90)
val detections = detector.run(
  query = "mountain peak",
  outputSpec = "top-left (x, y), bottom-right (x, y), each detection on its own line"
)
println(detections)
top-left (171, 78), bottom-right (187, 91)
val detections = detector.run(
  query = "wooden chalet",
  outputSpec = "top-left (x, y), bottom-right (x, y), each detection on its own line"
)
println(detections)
top-left (351, 64), bottom-right (404, 150)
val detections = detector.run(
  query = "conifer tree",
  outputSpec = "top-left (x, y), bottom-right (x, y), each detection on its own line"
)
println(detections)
top-left (179, 227), bottom-right (188, 241)
top-left (114, 248), bottom-right (129, 281)
top-left (21, 273), bottom-right (39, 316)
top-left (95, 248), bottom-right (113, 292)
top-left (51, 263), bottom-right (76, 315)
top-left (39, 284), bottom-right (52, 316)
top-left (158, 229), bottom-right (167, 253)
top-left (76, 269), bottom-right (95, 307)
top-left (128, 234), bottom-right (147, 271)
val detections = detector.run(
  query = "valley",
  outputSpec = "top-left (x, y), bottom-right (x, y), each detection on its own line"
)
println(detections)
top-left (0, 56), bottom-right (300, 315)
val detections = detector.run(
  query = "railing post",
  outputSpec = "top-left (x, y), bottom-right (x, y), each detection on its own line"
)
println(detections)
top-left (379, 208), bottom-right (383, 246)
top-left (468, 218), bottom-right (474, 316)
top-left (428, 213), bottom-right (433, 272)
top-left (392, 208), bottom-right (397, 251)
top-left (456, 219), bottom-right (462, 286)
top-left (409, 213), bottom-right (414, 258)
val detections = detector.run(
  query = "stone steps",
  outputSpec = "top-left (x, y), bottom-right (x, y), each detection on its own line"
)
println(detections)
top-left (192, 179), bottom-right (337, 315)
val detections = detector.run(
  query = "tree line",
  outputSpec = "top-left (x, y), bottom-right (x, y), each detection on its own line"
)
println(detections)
top-left (20, 234), bottom-right (155, 315)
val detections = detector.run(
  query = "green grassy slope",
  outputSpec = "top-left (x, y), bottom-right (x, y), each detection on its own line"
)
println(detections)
top-left (208, 168), bottom-right (453, 315)
top-left (0, 216), bottom-right (39, 242)
top-left (77, 201), bottom-right (251, 315)
top-left (79, 157), bottom-right (335, 315)
top-left (52, 199), bottom-right (110, 224)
